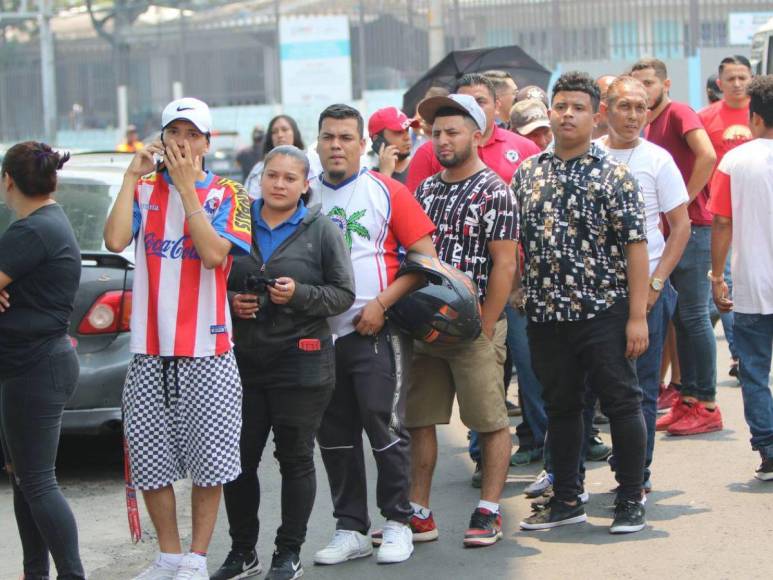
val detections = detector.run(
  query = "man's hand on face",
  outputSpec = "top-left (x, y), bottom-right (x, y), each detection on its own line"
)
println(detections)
top-left (164, 140), bottom-right (201, 195)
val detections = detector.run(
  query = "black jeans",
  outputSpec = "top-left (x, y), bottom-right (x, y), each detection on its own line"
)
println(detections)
top-left (0, 337), bottom-right (85, 580)
top-left (528, 301), bottom-right (646, 503)
top-left (224, 340), bottom-right (335, 555)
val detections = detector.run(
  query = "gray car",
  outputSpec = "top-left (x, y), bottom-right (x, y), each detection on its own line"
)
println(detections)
top-left (1, 152), bottom-right (135, 435)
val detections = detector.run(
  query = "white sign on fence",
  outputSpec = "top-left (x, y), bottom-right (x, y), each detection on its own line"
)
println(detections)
top-left (279, 15), bottom-right (353, 106)
top-left (728, 12), bottom-right (773, 46)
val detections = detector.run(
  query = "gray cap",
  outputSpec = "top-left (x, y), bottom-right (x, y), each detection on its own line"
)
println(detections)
top-left (417, 93), bottom-right (487, 133)
top-left (510, 99), bottom-right (550, 136)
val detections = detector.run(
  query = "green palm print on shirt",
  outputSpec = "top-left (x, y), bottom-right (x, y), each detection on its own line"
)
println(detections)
top-left (327, 207), bottom-right (370, 249)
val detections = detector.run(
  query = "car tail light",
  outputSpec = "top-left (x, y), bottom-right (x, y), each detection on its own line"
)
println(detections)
top-left (78, 290), bottom-right (132, 335)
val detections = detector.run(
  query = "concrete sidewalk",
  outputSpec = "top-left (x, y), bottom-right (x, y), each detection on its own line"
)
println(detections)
top-left (1, 329), bottom-right (771, 579)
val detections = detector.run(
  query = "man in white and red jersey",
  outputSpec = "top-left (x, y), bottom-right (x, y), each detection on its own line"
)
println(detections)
top-left (405, 73), bottom-right (540, 193)
top-left (104, 97), bottom-right (252, 580)
top-left (310, 104), bottom-right (437, 567)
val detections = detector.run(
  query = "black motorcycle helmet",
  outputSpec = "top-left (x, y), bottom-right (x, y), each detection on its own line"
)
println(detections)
top-left (389, 252), bottom-right (482, 344)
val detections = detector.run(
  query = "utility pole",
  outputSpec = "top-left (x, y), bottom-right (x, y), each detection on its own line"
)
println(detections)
top-left (38, 0), bottom-right (57, 144)
top-left (0, 0), bottom-right (58, 144)
top-left (428, 0), bottom-right (444, 67)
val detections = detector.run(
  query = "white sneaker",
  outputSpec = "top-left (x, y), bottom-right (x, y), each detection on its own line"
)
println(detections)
top-left (173, 554), bottom-right (209, 580)
top-left (313, 529), bottom-right (373, 565)
top-left (376, 521), bottom-right (414, 564)
top-left (132, 563), bottom-right (176, 580)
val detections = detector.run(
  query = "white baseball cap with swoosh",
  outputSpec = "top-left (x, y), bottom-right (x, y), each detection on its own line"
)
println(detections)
top-left (161, 97), bottom-right (212, 134)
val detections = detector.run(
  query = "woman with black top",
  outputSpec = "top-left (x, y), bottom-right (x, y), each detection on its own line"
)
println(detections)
top-left (211, 145), bottom-right (354, 580)
top-left (0, 142), bottom-right (85, 579)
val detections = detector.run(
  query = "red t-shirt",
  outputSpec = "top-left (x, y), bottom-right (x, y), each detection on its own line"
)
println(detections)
top-left (698, 100), bottom-right (753, 170)
top-left (406, 125), bottom-right (540, 193)
top-left (644, 101), bottom-right (710, 226)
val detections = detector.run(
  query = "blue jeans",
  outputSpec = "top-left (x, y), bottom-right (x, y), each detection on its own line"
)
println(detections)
top-left (636, 281), bottom-right (677, 481)
top-left (733, 313), bottom-right (773, 458)
top-left (709, 253), bottom-right (737, 359)
top-left (506, 305), bottom-right (547, 445)
top-left (670, 226), bottom-right (717, 401)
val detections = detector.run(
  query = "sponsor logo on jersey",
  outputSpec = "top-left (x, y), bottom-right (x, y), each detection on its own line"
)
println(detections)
top-left (144, 233), bottom-right (200, 260)
top-left (505, 149), bottom-right (520, 163)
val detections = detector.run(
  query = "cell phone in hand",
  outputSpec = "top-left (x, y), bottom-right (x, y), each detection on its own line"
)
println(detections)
top-left (371, 134), bottom-right (388, 156)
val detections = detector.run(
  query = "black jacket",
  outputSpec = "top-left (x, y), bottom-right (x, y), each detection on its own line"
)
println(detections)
top-left (228, 204), bottom-right (355, 360)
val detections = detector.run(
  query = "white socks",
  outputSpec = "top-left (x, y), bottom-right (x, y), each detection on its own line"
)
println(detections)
top-left (478, 500), bottom-right (500, 514)
top-left (157, 552), bottom-right (183, 570)
top-left (410, 501), bottom-right (431, 519)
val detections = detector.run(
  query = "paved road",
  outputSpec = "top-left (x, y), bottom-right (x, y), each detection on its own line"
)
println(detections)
top-left (1, 328), bottom-right (771, 579)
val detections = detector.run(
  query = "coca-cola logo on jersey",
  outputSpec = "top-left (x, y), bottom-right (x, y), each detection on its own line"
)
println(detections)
top-left (144, 232), bottom-right (200, 260)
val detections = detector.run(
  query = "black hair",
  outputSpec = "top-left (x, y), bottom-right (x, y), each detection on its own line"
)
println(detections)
top-left (262, 145), bottom-right (312, 204)
top-left (706, 74), bottom-right (722, 103)
top-left (719, 55), bottom-right (752, 75)
top-left (455, 73), bottom-right (497, 102)
top-left (264, 115), bottom-right (305, 157)
top-left (748, 75), bottom-right (773, 128)
top-left (551, 71), bottom-right (601, 112)
top-left (630, 57), bottom-right (668, 80)
top-left (1, 141), bottom-right (70, 198)
top-left (432, 107), bottom-right (480, 131)
top-left (318, 104), bottom-right (364, 138)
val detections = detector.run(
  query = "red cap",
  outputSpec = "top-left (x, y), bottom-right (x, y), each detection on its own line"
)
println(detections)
top-left (368, 107), bottom-right (419, 137)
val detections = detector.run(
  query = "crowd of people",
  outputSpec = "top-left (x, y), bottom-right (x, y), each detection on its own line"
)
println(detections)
top-left (0, 55), bottom-right (771, 580)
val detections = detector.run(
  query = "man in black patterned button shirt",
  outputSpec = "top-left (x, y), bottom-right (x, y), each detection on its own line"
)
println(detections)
top-left (512, 72), bottom-right (650, 535)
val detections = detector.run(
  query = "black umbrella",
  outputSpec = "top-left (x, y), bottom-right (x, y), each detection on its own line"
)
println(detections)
top-left (402, 45), bottom-right (551, 117)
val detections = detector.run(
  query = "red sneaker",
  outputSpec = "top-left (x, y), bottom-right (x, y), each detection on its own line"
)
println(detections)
top-left (656, 399), bottom-right (690, 431)
top-left (657, 384), bottom-right (680, 411)
top-left (463, 507), bottom-right (503, 547)
top-left (371, 512), bottom-right (439, 546)
top-left (667, 403), bottom-right (723, 436)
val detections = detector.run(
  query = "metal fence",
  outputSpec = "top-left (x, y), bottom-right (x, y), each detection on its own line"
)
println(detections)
top-left (0, 0), bottom-right (769, 142)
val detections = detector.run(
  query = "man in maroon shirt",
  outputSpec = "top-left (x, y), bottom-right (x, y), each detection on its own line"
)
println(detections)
top-left (406, 73), bottom-right (540, 192)
top-left (630, 57), bottom-right (721, 436)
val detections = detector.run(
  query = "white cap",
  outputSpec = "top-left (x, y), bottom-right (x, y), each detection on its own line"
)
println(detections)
top-left (161, 97), bottom-right (212, 134)
top-left (417, 93), bottom-right (487, 133)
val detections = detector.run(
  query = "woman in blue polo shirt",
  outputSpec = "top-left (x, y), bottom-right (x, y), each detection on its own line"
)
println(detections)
top-left (213, 145), bottom-right (354, 580)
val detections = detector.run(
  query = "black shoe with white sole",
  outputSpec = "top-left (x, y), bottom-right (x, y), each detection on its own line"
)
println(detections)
top-left (610, 500), bottom-right (646, 534)
top-left (265, 549), bottom-right (303, 580)
top-left (211, 549), bottom-right (263, 580)
top-left (520, 497), bottom-right (587, 530)
top-left (756, 456), bottom-right (773, 481)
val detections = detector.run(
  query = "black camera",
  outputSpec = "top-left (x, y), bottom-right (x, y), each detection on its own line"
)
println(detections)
top-left (244, 274), bottom-right (278, 294)
top-left (243, 274), bottom-right (277, 319)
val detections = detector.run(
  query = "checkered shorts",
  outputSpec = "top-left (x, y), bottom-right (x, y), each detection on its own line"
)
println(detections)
top-left (122, 351), bottom-right (243, 490)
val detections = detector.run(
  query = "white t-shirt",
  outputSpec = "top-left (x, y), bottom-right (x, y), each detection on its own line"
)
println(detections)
top-left (708, 138), bottom-right (773, 314)
top-left (599, 138), bottom-right (689, 275)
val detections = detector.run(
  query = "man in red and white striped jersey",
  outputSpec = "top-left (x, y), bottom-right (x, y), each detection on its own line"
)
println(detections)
top-left (104, 97), bottom-right (251, 580)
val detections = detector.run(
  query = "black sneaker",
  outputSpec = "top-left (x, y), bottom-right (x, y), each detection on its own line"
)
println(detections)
top-left (756, 456), bottom-right (773, 481)
top-left (610, 500), bottom-right (646, 534)
top-left (265, 549), bottom-right (303, 580)
top-left (211, 548), bottom-right (262, 580)
top-left (520, 497), bottom-right (586, 530)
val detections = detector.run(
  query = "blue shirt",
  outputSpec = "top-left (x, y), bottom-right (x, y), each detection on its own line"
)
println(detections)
top-left (252, 199), bottom-right (307, 261)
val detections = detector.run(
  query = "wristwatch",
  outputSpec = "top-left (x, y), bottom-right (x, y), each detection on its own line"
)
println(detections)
top-left (707, 270), bottom-right (724, 283)
top-left (650, 277), bottom-right (664, 292)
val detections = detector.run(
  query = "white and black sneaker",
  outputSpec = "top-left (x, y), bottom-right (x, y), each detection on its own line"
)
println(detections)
top-left (610, 500), bottom-right (646, 534)
top-left (755, 456), bottom-right (773, 481)
top-left (211, 549), bottom-right (263, 580)
top-left (265, 550), bottom-right (303, 580)
top-left (520, 497), bottom-right (587, 530)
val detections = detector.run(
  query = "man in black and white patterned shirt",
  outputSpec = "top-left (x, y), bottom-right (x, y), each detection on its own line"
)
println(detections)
top-left (406, 94), bottom-right (518, 548)
top-left (512, 72), bottom-right (650, 535)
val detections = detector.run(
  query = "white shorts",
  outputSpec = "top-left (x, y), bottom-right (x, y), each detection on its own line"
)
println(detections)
top-left (122, 351), bottom-right (242, 490)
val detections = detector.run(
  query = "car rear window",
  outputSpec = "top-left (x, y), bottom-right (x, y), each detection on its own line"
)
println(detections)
top-left (56, 180), bottom-right (117, 252)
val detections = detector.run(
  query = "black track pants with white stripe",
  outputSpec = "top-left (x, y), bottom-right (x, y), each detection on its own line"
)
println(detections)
top-left (317, 323), bottom-right (413, 533)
